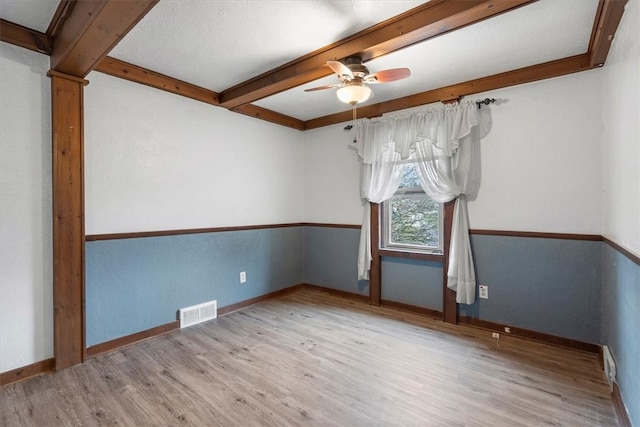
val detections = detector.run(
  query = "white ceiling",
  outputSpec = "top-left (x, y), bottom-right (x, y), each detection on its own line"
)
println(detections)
top-left (0, 0), bottom-right (59, 32)
top-left (110, 0), bottom-right (427, 92)
top-left (0, 0), bottom-right (600, 122)
top-left (256, 0), bottom-right (599, 120)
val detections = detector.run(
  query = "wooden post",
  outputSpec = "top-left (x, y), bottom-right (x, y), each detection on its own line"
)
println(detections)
top-left (442, 200), bottom-right (457, 324)
top-left (49, 70), bottom-right (87, 370)
top-left (370, 203), bottom-right (381, 306)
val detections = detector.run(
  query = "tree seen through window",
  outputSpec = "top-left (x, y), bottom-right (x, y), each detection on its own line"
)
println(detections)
top-left (384, 163), bottom-right (442, 251)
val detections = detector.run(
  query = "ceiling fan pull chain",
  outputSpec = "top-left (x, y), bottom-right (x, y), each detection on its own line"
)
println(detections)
top-left (352, 105), bottom-right (357, 143)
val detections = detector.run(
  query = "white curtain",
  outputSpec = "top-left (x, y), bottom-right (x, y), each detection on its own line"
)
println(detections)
top-left (355, 101), bottom-right (490, 305)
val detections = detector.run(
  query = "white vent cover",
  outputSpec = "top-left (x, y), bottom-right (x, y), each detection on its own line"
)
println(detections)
top-left (602, 345), bottom-right (616, 390)
top-left (179, 300), bottom-right (217, 328)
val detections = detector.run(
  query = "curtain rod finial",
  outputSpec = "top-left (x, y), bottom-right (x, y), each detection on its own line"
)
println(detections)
top-left (476, 98), bottom-right (496, 108)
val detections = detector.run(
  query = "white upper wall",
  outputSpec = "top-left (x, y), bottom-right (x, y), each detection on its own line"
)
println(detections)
top-left (304, 70), bottom-right (604, 234)
top-left (304, 123), bottom-right (364, 224)
top-left (0, 42), bottom-right (53, 372)
top-left (467, 70), bottom-right (603, 234)
top-left (84, 73), bottom-right (305, 235)
top-left (602, 0), bottom-right (639, 255)
top-left (87, 63), bottom-right (606, 235)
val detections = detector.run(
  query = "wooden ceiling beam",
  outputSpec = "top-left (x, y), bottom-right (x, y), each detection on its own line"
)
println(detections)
top-left (5, 0), bottom-right (618, 131)
top-left (50, 0), bottom-right (158, 77)
top-left (93, 47), bottom-right (593, 132)
top-left (219, 0), bottom-right (538, 109)
top-left (93, 58), bottom-right (308, 129)
top-left (95, 57), bottom-right (219, 105)
top-left (358, 0), bottom-right (535, 61)
top-left (588, 0), bottom-right (628, 67)
top-left (0, 19), bottom-right (52, 55)
top-left (46, 0), bottom-right (73, 39)
top-left (305, 54), bottom-right (593, 130)
top-left (231, 105), bottom-right (306, 131)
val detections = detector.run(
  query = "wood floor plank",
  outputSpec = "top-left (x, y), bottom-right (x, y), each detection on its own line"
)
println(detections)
top-left (1, 288), bottom-right (617, 426)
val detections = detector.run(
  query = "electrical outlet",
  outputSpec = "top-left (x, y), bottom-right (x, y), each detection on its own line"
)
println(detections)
top-left (479, 284), bottom-right (489, 299)
top-left (240, 271), bottom-right (246, 283)
top-left (492, 332), bottom-right (500, 339)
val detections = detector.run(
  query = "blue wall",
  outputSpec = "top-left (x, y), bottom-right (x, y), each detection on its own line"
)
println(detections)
top-left (462, 235), bottom-right (603, 343)
top-left (381, 257), bottom-right (442, 311)
top-left (303, 226), bottom-right (443, 309)
top-left (303, 226), bottom-right (368, 296)
top-left (88, 227), bottom-right (606, 345)
top-left (85, 227), bottom-right (303, 346)
top-left (303, 227), bottom-right (603, 343)
top-left (601, 244), bottom-right (640, 426)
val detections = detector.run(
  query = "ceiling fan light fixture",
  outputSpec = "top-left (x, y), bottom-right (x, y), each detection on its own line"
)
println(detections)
top-left (337, 84), bottom-right (372, 105)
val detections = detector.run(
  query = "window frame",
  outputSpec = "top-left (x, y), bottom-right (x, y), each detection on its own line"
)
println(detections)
top-left (370, 200), bottom-right (456, 321)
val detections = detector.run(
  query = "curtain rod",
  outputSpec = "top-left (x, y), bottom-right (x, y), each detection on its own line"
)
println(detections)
top-left (343, 98), bottom-right (498, 131)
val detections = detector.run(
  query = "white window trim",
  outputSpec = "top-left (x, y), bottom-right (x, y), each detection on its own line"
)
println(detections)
top-left (381, 188), bottom-right (444, 255)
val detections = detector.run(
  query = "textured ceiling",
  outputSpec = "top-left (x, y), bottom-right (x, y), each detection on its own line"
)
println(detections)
top-left (0, 0), bottom-right (58, 32)
top-left (255, 0), bottom-right (599, 120)
top-left (109, 0), bottom-right (426, 91)
top-left (0, 0), bottom-right (601, 123)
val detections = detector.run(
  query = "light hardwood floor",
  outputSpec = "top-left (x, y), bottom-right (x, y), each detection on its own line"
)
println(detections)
top-left (1, 288), bottom-right (617, 426)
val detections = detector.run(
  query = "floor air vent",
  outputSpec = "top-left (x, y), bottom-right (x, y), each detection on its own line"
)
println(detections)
top-left (602, 345), bottom-right (616, 390)
top-left (179, 300), bottom-right (217, 328)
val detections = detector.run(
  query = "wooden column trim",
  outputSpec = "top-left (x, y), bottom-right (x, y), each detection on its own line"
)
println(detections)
top-left (369, 203), bottom-right (381, 306)
top-left (47, 70), bottom-right (89, 86)
top-left (442, 200), bottom-right (457, 324)
top-left (50, 72), bottom-right (86, 370)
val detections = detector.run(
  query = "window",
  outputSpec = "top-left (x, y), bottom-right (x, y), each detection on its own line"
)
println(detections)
top-left (381, 163), bottom-right (443, 254)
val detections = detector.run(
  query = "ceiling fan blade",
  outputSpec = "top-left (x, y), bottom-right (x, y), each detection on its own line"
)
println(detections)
top-left (327, 60), bottom-right (354, 79)
top-left (304, 83), bottom-right (343, 92)
top-left (366, 68), bottom-right (411, 84)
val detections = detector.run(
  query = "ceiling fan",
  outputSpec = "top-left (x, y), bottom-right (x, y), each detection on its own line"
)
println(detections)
top-left (305, 55), bottom-right (411, 105)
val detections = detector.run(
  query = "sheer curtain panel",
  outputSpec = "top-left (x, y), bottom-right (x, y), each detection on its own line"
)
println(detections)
top-left (354, 101), bottom-right (491, 305)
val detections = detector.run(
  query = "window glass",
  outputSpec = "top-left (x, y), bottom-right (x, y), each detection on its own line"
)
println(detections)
top-left (382, 163), bottom-right (443, 253)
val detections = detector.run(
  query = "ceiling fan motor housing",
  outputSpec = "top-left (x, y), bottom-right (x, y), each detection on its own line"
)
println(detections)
top-left (345, 55), bottom-right (369, 77)
top-left (304, 55), bottom-right (409, 98)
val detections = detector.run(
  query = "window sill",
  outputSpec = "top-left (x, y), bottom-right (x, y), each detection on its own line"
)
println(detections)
top-left (379, 248), bottom-right (444, 262)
